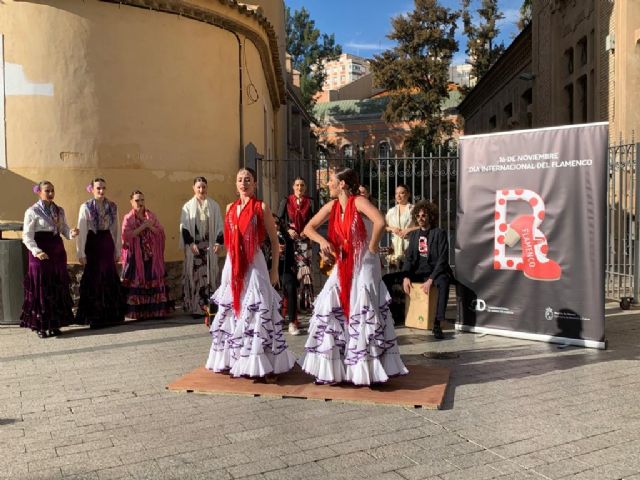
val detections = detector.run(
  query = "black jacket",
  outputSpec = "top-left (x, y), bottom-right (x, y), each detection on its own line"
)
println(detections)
top-left (401, 227), bottom-right (452, 281)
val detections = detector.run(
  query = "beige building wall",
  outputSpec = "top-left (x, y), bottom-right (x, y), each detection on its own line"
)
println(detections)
top-left (0, 0), bottom-right (286, 262)
top-left (611, 0), bottom-right (640, 142)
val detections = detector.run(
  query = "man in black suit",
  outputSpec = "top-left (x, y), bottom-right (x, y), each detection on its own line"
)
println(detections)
top-left (383, 200), bottom-right (453, 339)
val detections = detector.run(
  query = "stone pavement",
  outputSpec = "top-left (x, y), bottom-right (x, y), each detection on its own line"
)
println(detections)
top-left (2, 301), bottom-right (640, 480)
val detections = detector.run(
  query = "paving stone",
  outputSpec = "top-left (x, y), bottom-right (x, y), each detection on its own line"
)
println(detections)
top-left (531, 458), bottom-right (592, 479)
top-left (356, 454), bottom-right (417, 475)
top-left (55, 438), bottom-right (114, 456)
top-left (396, 459), bottom-right (459, 480)
top-left (3, 308), bottom-right (640, 480)
top-left (223, 455), bottom-right (287, 478)
top-left (445, 450), bottom-right (504, 469)
top-left (263, 461), bottom-right (327, 480)
top-left (278, 446), bottom-right (336, 466)
top-left (316, 451), bottom-right (374, 472)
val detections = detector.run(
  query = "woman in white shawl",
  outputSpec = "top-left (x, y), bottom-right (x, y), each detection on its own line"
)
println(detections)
top-left (180, 176), bottom-right (223, 317)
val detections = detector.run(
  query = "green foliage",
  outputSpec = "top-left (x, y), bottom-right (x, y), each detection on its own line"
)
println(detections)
top-left (370, 0), bottom-right (459, 155)
top-left (518, 0), bottom-right (532, 30)
top-left (462, 0), bottom-right (505, 82)
top-left (285, 7), bottom-right (342, 109)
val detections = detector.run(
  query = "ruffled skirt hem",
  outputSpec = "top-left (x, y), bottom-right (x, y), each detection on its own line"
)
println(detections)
top-left (205, 252), bottom-right (294, 378)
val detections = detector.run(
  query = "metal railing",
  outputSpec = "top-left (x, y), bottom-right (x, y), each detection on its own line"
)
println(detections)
top-left (259, 147), bottom-right (459, 267)
top-left (259, 137), bottom-right (640, 309)
top-left (606, 137), bottom-right (640, 308)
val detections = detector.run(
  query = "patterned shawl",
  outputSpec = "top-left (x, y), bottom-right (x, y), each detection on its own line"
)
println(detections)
top-left (286, 194), bottom-right (312, 234)
top-left (85, 198), bottom-right (117, 233)
top-left (33, 200), bottom-right (62, 235)
top-left (224, 196), bottom-right (265, 315)
top-left (121, 208), bottom-right (166, 282)
top-left (327, 196), bottom-right (367, 322)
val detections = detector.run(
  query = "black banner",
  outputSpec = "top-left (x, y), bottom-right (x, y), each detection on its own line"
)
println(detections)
top-left (456, 123), bottom-right (608, 348)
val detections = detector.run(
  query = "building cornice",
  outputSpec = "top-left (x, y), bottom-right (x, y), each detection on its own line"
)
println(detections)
top-left (98, 0), bottom-right (286, 107)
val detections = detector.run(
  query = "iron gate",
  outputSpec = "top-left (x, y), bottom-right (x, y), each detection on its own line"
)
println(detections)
top-left (258, 147), bottom-right (458, 267)
top-left (606, 137), bottom-right (640, 308)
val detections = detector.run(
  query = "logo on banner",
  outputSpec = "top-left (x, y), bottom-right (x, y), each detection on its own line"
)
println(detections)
top-left (544, 307), bottom-right (554, 321)
top-left (468, 298), bottom-right (514, 315)
top-left (471, 299), bottom-right (487, 312)
top-left (493, 188), bottom-right (562, 281)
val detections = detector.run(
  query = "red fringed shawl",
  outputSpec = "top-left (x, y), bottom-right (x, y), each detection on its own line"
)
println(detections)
top-left (286, 194), bottom-right (312, 234)
top-left (327, 196), bottom-right (367, 322)
top-left (225, 196), bottom-right (265, 315)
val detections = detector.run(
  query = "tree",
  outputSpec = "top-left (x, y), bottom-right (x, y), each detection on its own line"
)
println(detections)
top-left (462, 0), bottom-right (506, 83)
top-left (370, 0), bottom-right (459, 154)
top-left (518, 0), bottom-right (532, 30)
top-left (285, 7), bottom-right (342, 109)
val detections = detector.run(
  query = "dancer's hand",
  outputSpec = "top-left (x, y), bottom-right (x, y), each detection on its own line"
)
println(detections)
top-left (70, 228), bottom-right (79, 239)
top-left (288, 228), bottom-right (298, 240)
top-left (318, 239), bottom-right (335, 258)
top-left (36, 252), bottom-right (49, 261)
top-left (402, 277), bottom-right (411, 295)
top-left (79, 257), bottom-right (86, 266)
top-left (368, 243), bottom-right (379, 255)
top-left (190, 243), bottom-right (199, 255)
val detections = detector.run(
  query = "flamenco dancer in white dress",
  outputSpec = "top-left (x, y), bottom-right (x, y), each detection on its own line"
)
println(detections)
top-left (300, 168), bottom-right (408, 385)
top-left (205, 168), bottom-right (296, 379)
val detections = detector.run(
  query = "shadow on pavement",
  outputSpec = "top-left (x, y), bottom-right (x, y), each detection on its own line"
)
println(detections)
top-left (395, 307), bottom-right (640, 410)
top-left (59, 313), bottom-right (206, 338)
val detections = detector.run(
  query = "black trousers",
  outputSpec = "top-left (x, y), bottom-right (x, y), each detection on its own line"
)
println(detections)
top-left (280, 271), bottom-right (298, 324)
top-left (382, 272), bottom-right (450, 323)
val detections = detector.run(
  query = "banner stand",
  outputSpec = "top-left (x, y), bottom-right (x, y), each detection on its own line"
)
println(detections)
top-left (454, 324), bottom-right (606, 350)
top-left (456, 123), bottom-right (608, 349)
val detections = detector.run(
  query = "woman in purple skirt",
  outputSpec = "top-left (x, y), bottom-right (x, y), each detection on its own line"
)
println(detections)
top-left (76, 177), bottom-right (125, 328)
top-left (21, 181), bottom-right (79, 338)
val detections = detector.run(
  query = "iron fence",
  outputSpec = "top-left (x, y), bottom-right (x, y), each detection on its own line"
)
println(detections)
top-left (259, 147), bottom-right (458, 267)
top-left (258, 138), bottom-right (638, 308)
top-left (606, 137), bottom-right (639, 308)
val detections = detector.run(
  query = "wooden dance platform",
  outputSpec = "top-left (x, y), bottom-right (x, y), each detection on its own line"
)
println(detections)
top-left (166, 365), bottom-right (450, 409)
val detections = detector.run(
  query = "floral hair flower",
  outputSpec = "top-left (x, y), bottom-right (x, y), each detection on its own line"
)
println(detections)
top-left (32, 184), bottom-right (40, 194)
top-left (86, 183), bottom-right (93, 193)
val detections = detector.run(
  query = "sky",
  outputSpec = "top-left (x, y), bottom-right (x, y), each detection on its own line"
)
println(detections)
top-left (284, 0), bottom-right (525, 64)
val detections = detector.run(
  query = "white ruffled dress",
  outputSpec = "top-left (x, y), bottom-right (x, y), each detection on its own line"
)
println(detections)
top-left (205, 249), bottom-right (296, 377)
top-left (299, 220), bottom-right (409, 385)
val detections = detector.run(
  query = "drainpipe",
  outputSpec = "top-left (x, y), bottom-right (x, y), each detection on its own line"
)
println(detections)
top-left (231, 31), bottom-right (245, 168)
top-left (97, 1), bottom-right (247, 168)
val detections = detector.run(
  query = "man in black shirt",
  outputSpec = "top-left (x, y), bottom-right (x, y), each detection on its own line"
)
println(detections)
top-left (383, 200), bottom-right (452, 339)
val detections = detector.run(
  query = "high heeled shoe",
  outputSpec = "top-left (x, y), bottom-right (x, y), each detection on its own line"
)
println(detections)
top-left (504, 215), bottom-right (562, 281)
